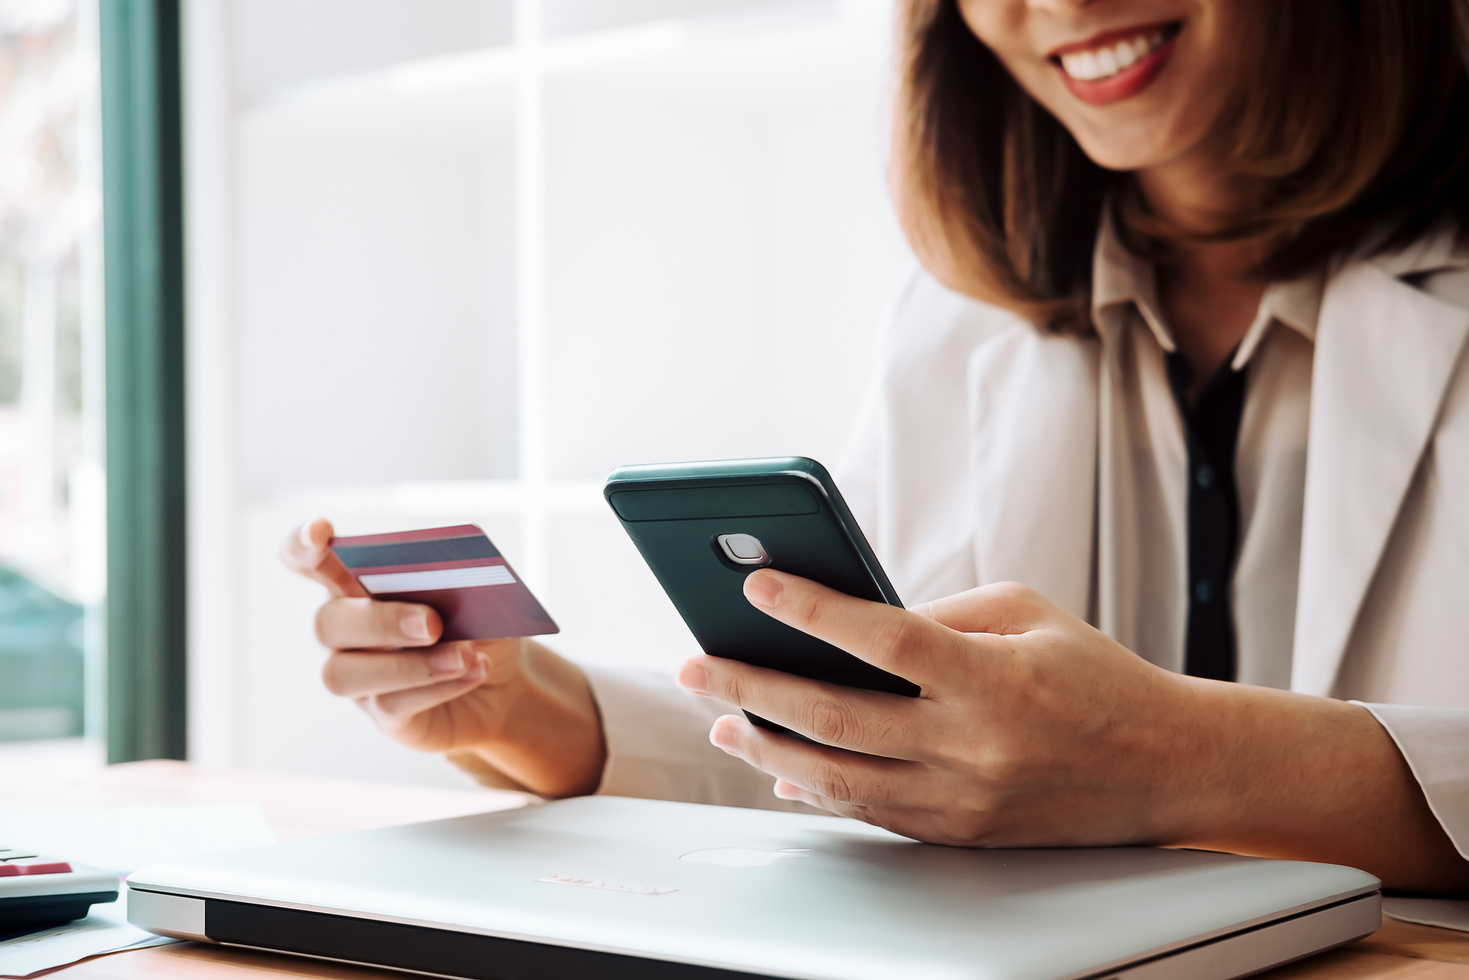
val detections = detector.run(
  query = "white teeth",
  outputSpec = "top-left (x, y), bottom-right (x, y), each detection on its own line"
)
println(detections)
top-left (1070, 51), bottom-right (1099, 79)
top-left (1058, 29), bottom-right (1169, 82)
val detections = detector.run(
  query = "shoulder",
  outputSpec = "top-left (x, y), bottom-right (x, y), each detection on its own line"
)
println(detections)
top-left (1412, 264), bottom-right (1469, 311)
top-left (1359, 225), bottom-right (1469, 308)
top-left (883, 269), bottom-right (1037, 374)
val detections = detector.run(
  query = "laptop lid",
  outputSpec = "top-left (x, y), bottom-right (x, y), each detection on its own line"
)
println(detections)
top-left (126, 796), bottom-right (1380, 980)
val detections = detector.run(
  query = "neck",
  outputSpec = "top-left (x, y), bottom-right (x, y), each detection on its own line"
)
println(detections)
top-left (1134, 152), bottom-right (1264, 239)
top-left (1133, 152), bottom-right (1281, 290)
top-left (1136, 154), bottom-right (1273, 384)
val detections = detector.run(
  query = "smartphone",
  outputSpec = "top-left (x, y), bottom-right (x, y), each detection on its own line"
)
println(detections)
top-left (604, 457), bottom-right (920, 737)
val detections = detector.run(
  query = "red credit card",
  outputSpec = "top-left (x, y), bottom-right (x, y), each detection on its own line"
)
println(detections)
top-left (328, 524), bottom-right (558, 641)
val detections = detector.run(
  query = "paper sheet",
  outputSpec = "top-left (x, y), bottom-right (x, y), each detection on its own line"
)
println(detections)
top-left (1384, 896), bottom-right (1469, 933)
top-left (0, 803), bottom-right (275, 875)
top-left (0, 889), bottom-right (172, 978)
top-left (0, 802), bottom-right (276, 977)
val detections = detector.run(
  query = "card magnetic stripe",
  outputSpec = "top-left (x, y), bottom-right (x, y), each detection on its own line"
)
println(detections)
top-left (335, 536), bottom-right (500, 569)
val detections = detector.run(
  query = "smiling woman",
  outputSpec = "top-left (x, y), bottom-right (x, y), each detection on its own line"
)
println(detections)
top-left (892, 0), bottom-right (1469, 332)
top-left (288, 0), bottom-right (1469, 912)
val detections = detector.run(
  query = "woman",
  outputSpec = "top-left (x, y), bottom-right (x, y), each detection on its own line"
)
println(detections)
top-left (286, 0), bottom-right (1469, 896)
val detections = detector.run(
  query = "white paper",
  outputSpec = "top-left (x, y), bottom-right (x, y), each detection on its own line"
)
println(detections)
top-left (1385, 896), bottom-right (1469, 933)
top-left (0, 802), bottom-right (275, 875)
top-left (0, 889), bottom-right (171, 978)
top-left (0, 802), bottom-right (277, 976)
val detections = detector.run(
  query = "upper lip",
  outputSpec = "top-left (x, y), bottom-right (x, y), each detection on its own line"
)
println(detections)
top-left (1046, 21), bottom-right (1177, 60)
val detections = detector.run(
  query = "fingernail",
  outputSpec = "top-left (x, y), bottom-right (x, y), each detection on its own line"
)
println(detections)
top-left (401, 612), bottom-right (431, 642)
top-left (298, 520), bottom-right (317, 550)
top-left (677, 661), bottom-right (708, 695)
top-left (744, 571), bottom-right (783, 608)
top-left (429, 648), bottom-right (465, 675)
top-left (773, 780), bottom-right (798, 800)
top-left (462, 658), bottom-right (486, 684)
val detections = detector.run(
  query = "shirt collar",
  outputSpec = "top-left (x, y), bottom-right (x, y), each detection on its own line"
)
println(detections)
top-left (1089, 211), bottom-right (1323, 374)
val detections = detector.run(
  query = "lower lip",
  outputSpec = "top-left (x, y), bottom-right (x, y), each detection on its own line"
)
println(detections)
top-left (1056, 35), bottom-right (1176, 107)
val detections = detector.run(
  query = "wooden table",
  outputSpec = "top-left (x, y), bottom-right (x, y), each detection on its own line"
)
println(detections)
top-left (6, 761), bottom-right (1466, 978)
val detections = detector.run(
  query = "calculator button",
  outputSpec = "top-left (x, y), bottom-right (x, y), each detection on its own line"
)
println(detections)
top-left (0, 858), bottom-right (73, 876)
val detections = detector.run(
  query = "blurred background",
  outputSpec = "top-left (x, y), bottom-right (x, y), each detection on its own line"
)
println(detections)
top-left (2, 0), bottom-right (914, 788)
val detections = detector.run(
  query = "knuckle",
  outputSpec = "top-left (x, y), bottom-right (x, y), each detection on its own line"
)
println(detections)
top-left (368, 602), bottom-right (405, 646)
top-left (808, 761), bottom-right (857, 803)
top-left (868, 613), bottom-right (921, 670)
top-left (720, 671), bottom-right (751, 708)
top-left (978, 744), bottom-right (1025, 787)
top-left (793, 588), bottom-right (825, 629)
top-left (804, 696), bottom-right (856, 746)
top-left (991, 580), bottom-right (1032, 602)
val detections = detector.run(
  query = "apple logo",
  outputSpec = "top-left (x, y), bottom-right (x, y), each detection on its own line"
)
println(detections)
top-left (679, 848), bottom-right (813, 867)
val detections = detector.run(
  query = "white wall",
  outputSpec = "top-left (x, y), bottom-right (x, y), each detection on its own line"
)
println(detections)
top-left (185, 0), bottom-right (914, 788)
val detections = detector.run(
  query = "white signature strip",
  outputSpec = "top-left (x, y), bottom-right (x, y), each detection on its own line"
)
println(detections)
top-left (360, 565), bottom-right (515, 594)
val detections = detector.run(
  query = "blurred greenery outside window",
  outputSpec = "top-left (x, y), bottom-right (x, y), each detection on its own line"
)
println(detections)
top-left (0, 0), bottom-right (105, 743)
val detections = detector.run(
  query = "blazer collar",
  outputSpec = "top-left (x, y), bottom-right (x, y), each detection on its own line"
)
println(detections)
top-left (1291, 232), bottom-right (1469, 694)
top-left (963, 226), bottom-right (1469, 691)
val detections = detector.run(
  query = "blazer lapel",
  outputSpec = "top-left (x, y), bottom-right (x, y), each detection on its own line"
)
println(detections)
top-left (967, 326), bottom-right (1100, 620)
top-left (1292, 257), bottom-right (1469, 695)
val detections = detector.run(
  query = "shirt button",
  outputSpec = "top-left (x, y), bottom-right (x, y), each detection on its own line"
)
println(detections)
top-left (1196, 464), bottom-right (1216, 490)
top-left (1195, 580), bottom-right (1215, 604)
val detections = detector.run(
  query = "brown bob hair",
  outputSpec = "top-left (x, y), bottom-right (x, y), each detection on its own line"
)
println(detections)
top-left (891, 0), bottom-right (1469, 331)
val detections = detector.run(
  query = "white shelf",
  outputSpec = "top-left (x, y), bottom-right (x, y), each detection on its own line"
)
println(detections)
top-left (252, 478), bottom-right (609, 517)
top-left (241, 0), bottom-right (891, 132)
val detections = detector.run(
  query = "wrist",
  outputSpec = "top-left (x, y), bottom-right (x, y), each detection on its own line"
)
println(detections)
top-left (472, 642), bottom-right (608, 798)
top-left (1132, 668), bottom-right (1239, 845)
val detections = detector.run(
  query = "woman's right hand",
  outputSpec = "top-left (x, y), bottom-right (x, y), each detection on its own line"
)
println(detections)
top-left (281, 518), bottom-right (607, 797)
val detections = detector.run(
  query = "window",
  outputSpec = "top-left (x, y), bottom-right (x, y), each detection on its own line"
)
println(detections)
top-left (186, 0), bottom-right (912, 786)
top-left (0, 0), bottom-right (105, 753)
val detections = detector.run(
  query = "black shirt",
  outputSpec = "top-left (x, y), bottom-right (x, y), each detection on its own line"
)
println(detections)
top-left (1164, 350), bottom-right (1248, 682)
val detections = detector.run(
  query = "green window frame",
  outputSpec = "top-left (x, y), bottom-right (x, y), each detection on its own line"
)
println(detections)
top-left (99, 0), bottom-right (187, 762)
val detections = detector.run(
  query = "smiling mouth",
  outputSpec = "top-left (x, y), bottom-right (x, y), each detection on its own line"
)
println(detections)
top-left (1050, 22), bottom-right (1181, 83)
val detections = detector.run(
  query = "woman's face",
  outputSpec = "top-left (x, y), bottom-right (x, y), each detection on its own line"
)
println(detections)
top-left (958, 0), bottom-right (1255, 173)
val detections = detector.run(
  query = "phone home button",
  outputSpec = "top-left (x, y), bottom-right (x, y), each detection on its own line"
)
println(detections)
top-left (717, 533), bottom-right (770, 566)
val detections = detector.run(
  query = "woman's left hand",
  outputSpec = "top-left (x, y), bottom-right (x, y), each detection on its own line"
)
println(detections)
top-left (676, 571), bottom-right (1205, 848)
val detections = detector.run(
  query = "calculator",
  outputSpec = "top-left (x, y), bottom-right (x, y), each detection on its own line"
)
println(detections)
top-left (0, 847), bottom-right (118, 933)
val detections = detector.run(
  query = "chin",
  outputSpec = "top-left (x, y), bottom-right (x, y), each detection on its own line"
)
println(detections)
top-left (1067, 124), bottom-right (1182, 173)
top-left (1071, 141), bottom-right (1162, 173)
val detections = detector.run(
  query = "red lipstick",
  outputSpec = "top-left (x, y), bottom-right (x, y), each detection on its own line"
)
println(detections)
top-left (1050, 23), bottom-right (1180, 107)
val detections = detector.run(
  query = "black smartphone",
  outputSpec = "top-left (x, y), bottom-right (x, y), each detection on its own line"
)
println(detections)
top-left (604, 457), bottom-right (920, 738)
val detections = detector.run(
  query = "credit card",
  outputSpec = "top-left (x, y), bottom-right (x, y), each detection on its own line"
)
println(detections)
top-left (328, 524), bottom-right (558, 641)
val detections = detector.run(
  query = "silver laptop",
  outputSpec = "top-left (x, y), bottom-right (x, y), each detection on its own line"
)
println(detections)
top-left (126, 795), bottom-right (1379, 980)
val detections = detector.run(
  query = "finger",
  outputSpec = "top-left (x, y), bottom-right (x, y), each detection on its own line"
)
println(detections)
top-left (910, 581), bottom-right (1053, 636)
top-left (742, 569), bottom-right (971, 688)
top-left (281, 518), bottom-right (366, 598)
top-left (773, 779), bottom-right (877, 820)
top-left (321, 643), bottom-right (477, 699)
top-left (315, 597), bottom-right (443, 650)
top-left (708, 714), bottom-right (916, 809)
top-left (363, 659), bottom-right (488, 727)
top-left (773, 781), bottom-right (941, 844)
top-left (678, 655), bottom-right (924, 759)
